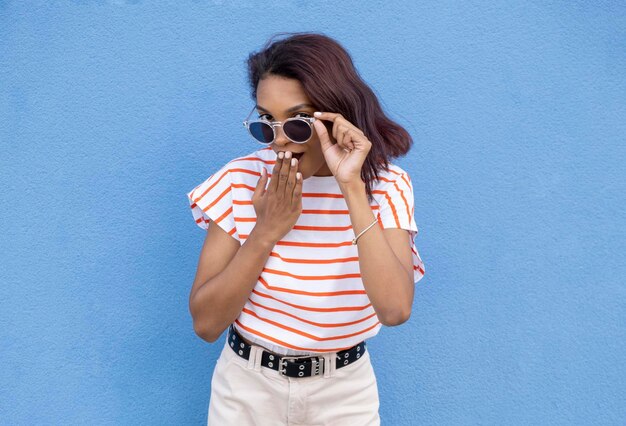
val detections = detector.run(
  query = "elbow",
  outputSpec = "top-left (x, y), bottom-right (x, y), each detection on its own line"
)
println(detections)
top-left (189, 299), bottom-right (223, 343)
top-left (379, 305), bottom-right (412, 327)
top-left (193, 319), bottom-right (225, 343)
top-left (377, 280), bottom-right (414, 326)
top-left (193, 321), bottom-right (223, 343)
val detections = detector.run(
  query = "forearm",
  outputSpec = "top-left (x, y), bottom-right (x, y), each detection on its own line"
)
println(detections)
top-left (190, 228), bottom-right (276, 341)
top-left (340, 180), bottom-right (413, 326)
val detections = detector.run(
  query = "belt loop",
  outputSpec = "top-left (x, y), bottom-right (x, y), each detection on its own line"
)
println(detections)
top-left (323, 353), bottom-right (332, 378)
top-left (253, 346), bottom-right (263, 371)
top-left (246, 345), bottom-right (258, 370)
top-left (332, 352), bottom-right (340, 376)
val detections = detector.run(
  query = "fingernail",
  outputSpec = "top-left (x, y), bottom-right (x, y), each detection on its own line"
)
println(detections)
top-left (296, 172), bottom-right (301, 180)
top-left (314, 111), bottom-right (321, 117)
top-left (291, 158), bottom-right (297, 166)
top-left (285, 151), bottom-right (292, 159)
top-left (278, 152), bottom-right (284, 159)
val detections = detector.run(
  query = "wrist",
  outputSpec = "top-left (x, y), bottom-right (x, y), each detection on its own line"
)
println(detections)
top-left (338, 178), bottom-right (365, 195)
top-left (249, 226), bottom-right (279, 249)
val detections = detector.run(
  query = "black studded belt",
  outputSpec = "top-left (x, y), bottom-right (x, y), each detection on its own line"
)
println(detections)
top-left (227, 324), bottom-right (367, 378)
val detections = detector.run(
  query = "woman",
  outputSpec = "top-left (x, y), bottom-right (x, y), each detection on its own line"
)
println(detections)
top-left (187, 32), bottom-right (425, 425)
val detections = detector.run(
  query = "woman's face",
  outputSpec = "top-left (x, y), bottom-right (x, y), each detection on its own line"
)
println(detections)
top-left (255, 75), bottom-right (333, 178)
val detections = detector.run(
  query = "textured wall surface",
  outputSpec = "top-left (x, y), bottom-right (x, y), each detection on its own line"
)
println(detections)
top-left (1, 1), bottom-right (624, 425)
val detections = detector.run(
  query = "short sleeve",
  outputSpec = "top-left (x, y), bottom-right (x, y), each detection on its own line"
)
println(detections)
top-left (377, 172), bottom-right (426, 284)
top-left (186, 165), bottom-right (240, 242)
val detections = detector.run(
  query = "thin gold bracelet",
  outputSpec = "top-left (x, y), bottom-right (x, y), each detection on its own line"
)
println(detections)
top-left (352, 217), bottom-right (379, 245)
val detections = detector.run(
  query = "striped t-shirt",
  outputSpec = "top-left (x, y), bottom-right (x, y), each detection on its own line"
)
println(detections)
top-left (187, 147), bottom-right (425, 355)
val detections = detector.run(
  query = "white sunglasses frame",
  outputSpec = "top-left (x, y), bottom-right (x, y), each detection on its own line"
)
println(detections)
top-left (242, 105), bottom-right (317, 145)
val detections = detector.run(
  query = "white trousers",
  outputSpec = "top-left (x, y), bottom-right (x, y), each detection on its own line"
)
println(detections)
top-left (207, 334), bottom-right (381, 426)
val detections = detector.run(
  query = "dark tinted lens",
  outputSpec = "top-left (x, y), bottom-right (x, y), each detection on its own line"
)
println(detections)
top-left (249, 122), bottom-right (274, 143)
top-left (283, 119), bottom-right (312, 142)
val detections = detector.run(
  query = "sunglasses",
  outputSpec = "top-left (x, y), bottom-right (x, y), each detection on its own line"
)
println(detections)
top-left (242, 105), bottom-right (317, 145)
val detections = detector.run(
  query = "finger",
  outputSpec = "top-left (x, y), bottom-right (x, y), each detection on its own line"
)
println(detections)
top-left (315, 112), bottom-right (361, 142)
top-left (336, 126), bottom-right (346, 148)
top-left (347, 135), bottom-right (355, 150)
top-left (253, 167), bottom-right (268, 199)
top-left (312, 119), bottom-right (334, 152)
top-left (344, 130), bottom-right (355, 150)
top-left (269, 152), bottom-right (284, 193)
top-left (313, 111), bottom-right (341, 122)
top-left (292, 171), bottom-right (303, 206)
top-left (349, 128), bottom-right (366, 150)
top-left (340, 128), bottom-right (354, 151)
top-left (286, 156), bottom-right (298, 196)
top-left (276, 151), bottom-right (292, 198)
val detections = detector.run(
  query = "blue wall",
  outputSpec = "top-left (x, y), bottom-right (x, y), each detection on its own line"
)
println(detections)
top-left (1, 1), bottom-right (624, 424)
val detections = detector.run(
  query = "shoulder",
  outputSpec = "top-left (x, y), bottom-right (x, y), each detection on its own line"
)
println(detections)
top-left (370, 162), bottom-right (419, 234)
top-left (371, 162), bottom-right (413, 190)
top-left (368, 162), bottom-right (416, 212)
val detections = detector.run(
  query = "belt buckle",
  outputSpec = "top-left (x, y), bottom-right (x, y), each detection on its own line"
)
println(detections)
top-left (278, 356), bottom-right (324, 377)
top-left (278, 356), bottom-right (301, 376)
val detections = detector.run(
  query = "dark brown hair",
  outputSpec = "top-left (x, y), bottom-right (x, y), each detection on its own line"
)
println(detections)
top-left (246, 31), bottom-right (413, 203)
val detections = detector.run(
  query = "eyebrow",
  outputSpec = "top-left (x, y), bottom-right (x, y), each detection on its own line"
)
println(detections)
top-left (256, 103), bottom-right (315, 114)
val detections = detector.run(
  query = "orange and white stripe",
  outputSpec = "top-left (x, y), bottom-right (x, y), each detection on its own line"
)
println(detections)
top-left (187, 147), bottom-right (425, 354)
